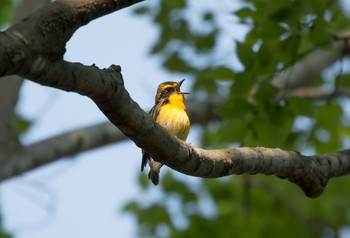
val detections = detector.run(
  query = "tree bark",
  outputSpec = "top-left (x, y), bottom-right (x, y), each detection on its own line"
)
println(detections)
top-left (0, 0), bottom-right (52, 162)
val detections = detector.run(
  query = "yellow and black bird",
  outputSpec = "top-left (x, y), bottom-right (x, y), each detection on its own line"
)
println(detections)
top-left (141, 79), bottom-right (190, 185)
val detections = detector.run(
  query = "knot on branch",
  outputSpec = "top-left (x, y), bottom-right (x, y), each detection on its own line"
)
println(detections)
top-left (289, 170), bottom-right (328, 198)
top-left (107, 64), bottom-right (123, 85)
top-left (107, 64), bottom-right (122, 73)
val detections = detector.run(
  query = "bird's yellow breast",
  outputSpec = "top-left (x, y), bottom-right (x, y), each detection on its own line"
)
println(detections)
top-left (168, 93), bottom-right (186, 110)
top-left (156, 94), bottom-right (190, 141)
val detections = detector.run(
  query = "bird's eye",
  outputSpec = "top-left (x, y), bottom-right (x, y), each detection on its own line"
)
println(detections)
top-left (165, 87), bottom-right (172, 92)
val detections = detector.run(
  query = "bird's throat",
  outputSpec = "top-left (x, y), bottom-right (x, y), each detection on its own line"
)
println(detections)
top-left (167, 93), bottom-right (186, 110)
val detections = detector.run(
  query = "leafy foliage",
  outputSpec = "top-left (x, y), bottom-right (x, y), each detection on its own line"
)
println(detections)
top-left (126, 172), bottom-right (350, 237)
top-left (15, 113), bottom-right (32, 134)
top-left (0, 0), bottom-right (14, 28)
top-left (125, 0), bottom-right (350, 237)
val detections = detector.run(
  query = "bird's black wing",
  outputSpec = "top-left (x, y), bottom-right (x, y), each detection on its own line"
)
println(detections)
top-left (140, 101), bottom-right (163, 171)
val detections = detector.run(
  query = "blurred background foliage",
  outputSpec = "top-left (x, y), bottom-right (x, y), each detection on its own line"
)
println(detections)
top-left (0, 0), bottom-right (13, 28)
top-left (124, 0), bottom-right (350, 237)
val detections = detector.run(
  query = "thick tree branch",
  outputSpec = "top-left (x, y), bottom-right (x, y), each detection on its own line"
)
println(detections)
top-left (12, 82), bottom-right (349, 180)
top-left (0, 76), bottom-right (22, 154)
top-left (0, 96), bottom-right (222, 179)
top-left (10, 84), bottom-right (350, 180)
top-left (1, 0), bottom-right (349, 198)
top-left (4, 59), bottom-right (348, 198)
top-left (183, 146), bottom-right (350, 198)
top-left (0, 122), bottom-right (126, 180)
top-left (8, 83), bottom-right (350, 180)
top-left (0, 0), bottom-right (51, 160)
top-left (0, 0), bottom-right (143, 75)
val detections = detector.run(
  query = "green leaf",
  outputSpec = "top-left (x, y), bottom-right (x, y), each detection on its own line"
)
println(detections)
top-left (207, 66), bottom-right (235, 81)
top-left (234, 7), bottom-right (255, 19)
top-left (217, 118), bottom-right (249, 143)
top-left (311, 130), bottom-right (341, 153)
top-left (230, 71), bottom-right (256, 96)
top-left (236, 41), bottom-right (256, 69)
top-left (194, 30), bottom-right (217, 51)
top-left (286, 97), bottom-right (316, 117)
top-left (316, 103), bottom-right (342, 131)
top-left (150, 40), bottom-right (167, 54)
top-left (308, 18), bottom-right (332, 48)
top-left (203, 12), bottom-right (213, 21)
top-left (245, 105), bottom-right (293, 147)
top-left (161, 0), bottom-right (186, 9)
top-left (253, 82), bottom-right (279, 104)
top-left (162, 172), bottom-right (197, 202)
top-left (138, 173), bottom-right (149, 189)
top-left (268, 5), bottom-right (292, 22)
top-left (256, 22), bottom-right (287, 39)
top-left (192, 75), bottom-right (218, 93)
top-left (256, 41), bottom-right (278, 73)
top-left (334, 74), bottom-right (350, 88)
top-left (308, 102), bottom-right (343, 153)
top-left (216, 96), bottom-right (253, 119)
top-left (0, 0), bottom-right (13, 28)
top-left (0, 231), bottom-right (11, 238)
top-left (278, 35), bottom-right (300, 64)
top-left (123, 201), bottom-right (138, 213)
top-left (162, 52), bottom-right (192, 73)
top-left (133, 6), bottom-right (150, 15)
top-left (15, 114), bottom-right (32, 134)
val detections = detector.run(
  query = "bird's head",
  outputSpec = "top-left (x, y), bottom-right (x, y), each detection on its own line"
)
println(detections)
top-left (155, 79), bottom-right (189, 103)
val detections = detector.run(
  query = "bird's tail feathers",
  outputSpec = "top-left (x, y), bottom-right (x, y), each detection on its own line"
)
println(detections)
top-left (148, 159), bottom-right (163, 185)
top-left (148, 170), bottom-right (159, 185)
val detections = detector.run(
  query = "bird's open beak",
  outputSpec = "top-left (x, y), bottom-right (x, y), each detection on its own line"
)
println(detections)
top-left (177, 79), bottom-right (190, 94)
